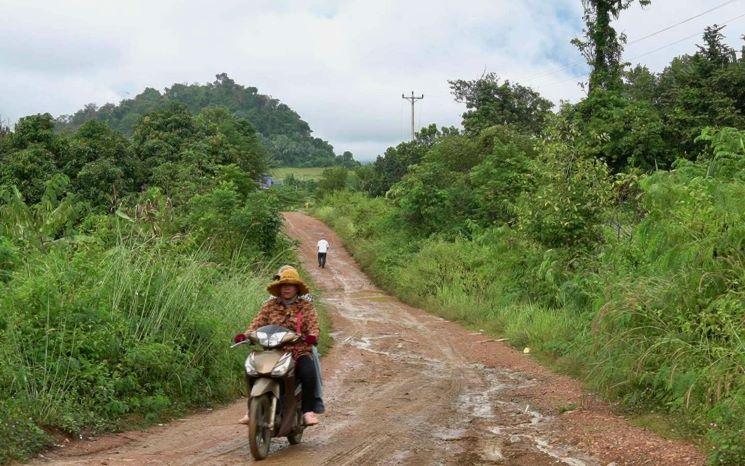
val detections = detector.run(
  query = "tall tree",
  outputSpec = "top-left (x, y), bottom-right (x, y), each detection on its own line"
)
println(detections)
top-left (572, 0), bottom-right (651, 93)
top-left (449, 73), bottom-right (553, 135)
top-left (655, 27), bottom-right (745, 156)
top-left (697, 25), bottom-right (735, 69)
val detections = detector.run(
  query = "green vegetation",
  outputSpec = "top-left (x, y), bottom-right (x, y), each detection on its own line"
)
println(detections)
top-left (0, 102), bottom-right (328, 463)
top-left (271, 167), bottom-right (326, 181)
top-left (314, 9), bottom-right (745, 464)
top-left (268, 163), bottom-right (363, 211)
top-left (56, 73), bottom-right (348, 167)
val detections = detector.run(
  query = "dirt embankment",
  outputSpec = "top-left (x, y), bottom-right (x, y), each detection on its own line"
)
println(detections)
top-left (30, 212), bottom-right (704, 465)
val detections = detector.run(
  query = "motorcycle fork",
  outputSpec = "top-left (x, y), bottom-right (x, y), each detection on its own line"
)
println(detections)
top-left (268, 396), bottom-right (278, 431)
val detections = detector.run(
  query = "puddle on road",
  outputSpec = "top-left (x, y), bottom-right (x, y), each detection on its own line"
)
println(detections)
top-left (455, 364), bottom-right (600, 466)
top-left (431, 427), bottom-right (469, 441)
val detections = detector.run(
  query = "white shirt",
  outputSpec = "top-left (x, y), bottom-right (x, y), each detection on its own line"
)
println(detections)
top-left (317, 239), bottom-right (329, 253)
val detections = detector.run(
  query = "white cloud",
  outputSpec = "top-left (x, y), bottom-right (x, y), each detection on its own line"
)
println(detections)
top-left (0, 0), bottom-right (742, 161)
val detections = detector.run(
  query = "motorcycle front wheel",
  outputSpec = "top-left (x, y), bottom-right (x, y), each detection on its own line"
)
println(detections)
top-left (248, 394), bottom-right (272, 460)
top-left (287, 408), bottom-right (304, 445)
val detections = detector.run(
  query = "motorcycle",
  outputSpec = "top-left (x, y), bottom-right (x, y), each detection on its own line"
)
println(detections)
top-left (232, 324), bottom-right (306, 460)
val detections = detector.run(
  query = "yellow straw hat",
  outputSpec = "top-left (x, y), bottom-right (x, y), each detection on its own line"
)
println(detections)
top-left (267, 266), bottom-right (309, 297)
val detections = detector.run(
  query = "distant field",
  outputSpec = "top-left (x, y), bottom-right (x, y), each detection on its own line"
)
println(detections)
top-left (270, 167), bottom-right (325, 181)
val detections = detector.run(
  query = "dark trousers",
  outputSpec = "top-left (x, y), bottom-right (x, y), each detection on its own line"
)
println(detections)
top-left (317, 252), bottom-right (327, 268)
top-left (296, 355), bottom-right (319, 413)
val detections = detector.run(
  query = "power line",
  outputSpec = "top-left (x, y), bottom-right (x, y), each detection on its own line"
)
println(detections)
top-left (627, 0), bottom-right (740, 45)
top-left (538, 11), bottom-right (745, 90)
top-left (630, 11), bottom-right (745, 60)
top-left (519, 0), bottom-right (742, 86)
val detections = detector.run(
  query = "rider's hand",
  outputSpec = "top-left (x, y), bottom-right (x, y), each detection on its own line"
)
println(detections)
top-left (233, 333), bottom-right (247, 344)
top-left (303, 335), bottom-right (318, 345)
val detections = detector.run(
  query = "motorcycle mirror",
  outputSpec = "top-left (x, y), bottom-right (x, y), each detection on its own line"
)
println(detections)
top-left (230, 340), bottom-right (249, 349)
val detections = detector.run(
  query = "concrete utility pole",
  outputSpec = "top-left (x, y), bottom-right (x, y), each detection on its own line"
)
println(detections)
top-left (401, 91), bottom-right (424, 140)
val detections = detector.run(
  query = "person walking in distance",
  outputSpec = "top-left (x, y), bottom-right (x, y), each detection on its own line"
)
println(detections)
top-left (317, 237), bottom-right (329, 268)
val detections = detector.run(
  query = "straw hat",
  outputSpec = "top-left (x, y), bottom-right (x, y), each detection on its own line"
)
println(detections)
top-left (267, 266), bottom-right (309, 297)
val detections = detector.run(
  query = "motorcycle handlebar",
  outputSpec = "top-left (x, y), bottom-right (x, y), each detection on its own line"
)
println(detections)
top-left (229, 329), bottom-right (301, 348)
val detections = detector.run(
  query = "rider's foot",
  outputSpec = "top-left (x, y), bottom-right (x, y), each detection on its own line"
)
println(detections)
top-left (238, 413), bottom-right (250, 424)
top-left (303, 412), bottom-right (319, 426)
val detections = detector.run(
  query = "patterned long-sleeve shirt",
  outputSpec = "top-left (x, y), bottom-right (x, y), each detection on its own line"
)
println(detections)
top-left (246, 297), bottom-right (320, 359)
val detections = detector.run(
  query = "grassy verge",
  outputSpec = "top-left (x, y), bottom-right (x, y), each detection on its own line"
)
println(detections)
top-left (0, 243), bottom-right (266, 462)
top-left (313, 186), bottom-right (744, 464)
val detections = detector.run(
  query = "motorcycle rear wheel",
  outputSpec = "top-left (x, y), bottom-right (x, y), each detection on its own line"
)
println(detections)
top-left (248, 395), bottom-right (272, 460)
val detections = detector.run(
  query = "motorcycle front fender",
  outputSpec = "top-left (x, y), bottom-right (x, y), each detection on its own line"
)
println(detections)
top-left (251, 378), bottom-right (280, 398)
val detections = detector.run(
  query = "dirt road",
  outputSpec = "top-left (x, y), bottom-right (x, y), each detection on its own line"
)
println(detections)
top-left (34, 212), bottom-right (704, 465)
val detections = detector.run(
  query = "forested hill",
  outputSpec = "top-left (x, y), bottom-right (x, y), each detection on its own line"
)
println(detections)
top-left (55, 73), bottom-right (336, 167)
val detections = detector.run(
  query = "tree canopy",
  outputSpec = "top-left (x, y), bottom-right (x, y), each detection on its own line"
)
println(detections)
top-left (56, 73), bottom-right (337, 167)
top-left (449, 73), bottom-right (553, 135)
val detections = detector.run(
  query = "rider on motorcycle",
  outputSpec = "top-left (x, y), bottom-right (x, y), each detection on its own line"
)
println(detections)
top-left (268, 265), bottom-right (325, 414)
top-left (236, 266), bottom-right (322, 426)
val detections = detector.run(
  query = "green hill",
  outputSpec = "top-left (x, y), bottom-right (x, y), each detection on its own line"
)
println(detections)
top-left (55, 73), bottom-right (336, 167)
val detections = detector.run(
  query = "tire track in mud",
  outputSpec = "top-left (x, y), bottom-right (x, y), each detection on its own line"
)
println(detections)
top-left (30, 212), bottom-right (705, 465)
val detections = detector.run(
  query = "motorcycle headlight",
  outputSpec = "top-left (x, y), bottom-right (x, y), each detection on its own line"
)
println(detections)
top-left (271, 353), bottom-right (293, 377)
top-left (245, 353), bottom-right (259, 376)
top-left (268, 332), bottom-right (286, 348)
top-left (256, 330), bottom-right (288, 348)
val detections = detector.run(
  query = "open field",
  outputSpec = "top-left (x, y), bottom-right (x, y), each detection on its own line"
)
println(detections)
top-left (270, 167), bottom-right (325, 181)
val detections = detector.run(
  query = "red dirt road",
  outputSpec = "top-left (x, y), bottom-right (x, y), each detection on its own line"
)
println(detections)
top-left (31, 212), bottom-right (705, 465)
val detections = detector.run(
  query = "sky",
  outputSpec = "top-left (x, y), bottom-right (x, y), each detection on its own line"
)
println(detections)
top-left (1, 0), bottom-right (743, 161)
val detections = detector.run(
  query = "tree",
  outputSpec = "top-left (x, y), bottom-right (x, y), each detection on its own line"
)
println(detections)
top-left (572, 0), bottom-right (652, 93)
top-left (56, 74), bottom-right (336, 167)
top-left (362, 124), bottom-right (456, 196)
top-left (655, 27), bottom-right (745, 156)
top-left (449, 73), bottom-right (553, 135)
top-left (316, 167), bottom-right (349, 198)
top-left (389, 134), bottom-right (481, 236)
top-left (0, 120), bottom-right (10, 140)
top-left (193, 106), bottom-right (267, 180)
top-left (469, 127), bottom-right (536, 225)
top-left (62, 121), bottom-right (139, 208)
top-left (8, 113), bottom-right (64, 154)
top-left (132, 102), bottom-right (197, 175)
top-left (0, 114), bottom-right (66, 203)
top-left (518, 135), bottom-right (612, 248)
top-left (697, 25), bottom-right (734, 69)
top-left (0, 147), bottom-right (60, 204)
top-left (623, 65), bottom-right (658, 101)
top-left (130, 104), bottom-right (269, 203)
top-left (334, 151), bottom-right (359, 168)
top-left (570, 90), bottom-right (672, 171)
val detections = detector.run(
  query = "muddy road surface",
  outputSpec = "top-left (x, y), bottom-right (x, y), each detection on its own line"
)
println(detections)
top-left (34, 212), bottom-right (704, 465)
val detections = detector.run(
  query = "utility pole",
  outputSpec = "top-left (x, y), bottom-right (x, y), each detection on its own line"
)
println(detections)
top-left (401, 91), bottom-right (423, 140)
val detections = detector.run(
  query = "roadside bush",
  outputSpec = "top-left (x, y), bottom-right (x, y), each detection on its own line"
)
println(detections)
top-left (184, 182), bottom-right (283, 261)
top-left (0, 400), bottom-right (51, 464)
top-left (517, 138), bottom-right (612, 248)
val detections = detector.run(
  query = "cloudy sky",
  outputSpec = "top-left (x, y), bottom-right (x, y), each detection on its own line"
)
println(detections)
top-left (1, 0), bottom-right (743, 161)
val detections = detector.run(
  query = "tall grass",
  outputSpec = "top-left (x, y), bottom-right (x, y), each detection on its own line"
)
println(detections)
top-left (0, 240), bottom-right (268, 462)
